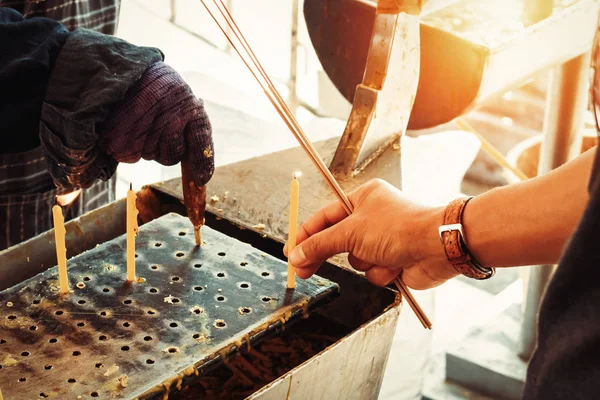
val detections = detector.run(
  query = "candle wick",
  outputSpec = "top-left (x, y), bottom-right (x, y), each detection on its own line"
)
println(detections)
top-left (129, 182), bottom-right (133, 190)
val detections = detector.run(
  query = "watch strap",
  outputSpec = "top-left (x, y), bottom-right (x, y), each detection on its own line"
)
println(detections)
top-left (440, 197), bottom-right (495, 280)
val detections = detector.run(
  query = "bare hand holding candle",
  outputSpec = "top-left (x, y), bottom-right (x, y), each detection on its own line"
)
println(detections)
top-left (52, 204), bottom-right (69, 294)
top-left (127, 184), bottom-right (139, 282)
top-left (287, 172), bottom-right (301, 289)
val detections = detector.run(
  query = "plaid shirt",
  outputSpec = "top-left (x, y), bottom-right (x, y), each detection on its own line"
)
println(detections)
top-left (0, 0), bottom-right (120, 34)
top-left (0, 1), bottom-right (120, 251)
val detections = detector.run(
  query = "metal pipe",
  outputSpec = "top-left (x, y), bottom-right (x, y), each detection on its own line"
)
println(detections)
top-left (518, 51), bottom-right (592, 360)
top-left (288, 0), bottom-right (300, 112)
top-left (170, 0), bottom-right (176, 23)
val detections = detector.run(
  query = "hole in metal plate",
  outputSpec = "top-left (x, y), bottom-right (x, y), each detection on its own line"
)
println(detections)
top-left (214, 320), bottom-right (226, 328)
top-left (239, 307), bottom-right (252, 315)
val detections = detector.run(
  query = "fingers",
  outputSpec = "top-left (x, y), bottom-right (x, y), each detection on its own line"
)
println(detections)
top-left (365, 266), bottom-right (400, 287)
top-left (295, 200), bottom-right (350, 245)
top-left (285, 199), bottom-right (353, 277)
top-left (347, 253), bottom-right (373, 272)
top-left (290, 220), bottom-right (352, 273)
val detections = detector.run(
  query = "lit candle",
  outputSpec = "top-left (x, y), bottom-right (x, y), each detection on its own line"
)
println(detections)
top-left (52, 204), bottom-right (69, 294)
top-left (127, 183), bottom-right (139, 282)
top-left (287, 172), bottom-right (301, 289)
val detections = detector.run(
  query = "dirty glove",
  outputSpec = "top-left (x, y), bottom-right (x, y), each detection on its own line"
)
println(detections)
top-left (99, 61), bottom-right (215, 187)
top-left (40, 29), bottom-right (214, 192)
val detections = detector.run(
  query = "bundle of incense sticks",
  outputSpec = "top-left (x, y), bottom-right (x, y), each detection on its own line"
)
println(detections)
top-left (199, 0), bottom-right (431, 329)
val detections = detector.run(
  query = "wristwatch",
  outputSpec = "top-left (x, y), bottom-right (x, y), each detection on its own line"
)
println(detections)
top-left (438, 197), bottom-right (495, 280)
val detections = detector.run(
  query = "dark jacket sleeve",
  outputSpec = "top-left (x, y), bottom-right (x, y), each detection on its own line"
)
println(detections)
top-left (40, 28), bottom-right (164, 191)
top-left (0, 7), bottom-right (69, 154)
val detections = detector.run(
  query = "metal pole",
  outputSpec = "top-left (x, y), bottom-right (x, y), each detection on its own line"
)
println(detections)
top-left (170, 0), bottom-right (176, 23)
top-left (518, 51), bottom-right (592, 360)
top-left (288, 0), bottom-right (300, 113)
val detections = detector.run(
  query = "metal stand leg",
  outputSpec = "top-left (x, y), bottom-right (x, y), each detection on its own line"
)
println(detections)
top-left (518, 50), bottom-right (592, 360)
top-left (288, 0), bottom-right (300, 113)
top-left (170, 0), bottom-right (176, 23)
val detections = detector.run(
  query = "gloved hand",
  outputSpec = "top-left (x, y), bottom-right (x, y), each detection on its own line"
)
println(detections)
top-left (43, 61), bottom-right (214, 191)
top-left (99, 62), bottom-right (214, 187)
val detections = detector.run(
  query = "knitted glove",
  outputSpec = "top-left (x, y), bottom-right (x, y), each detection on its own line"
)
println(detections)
top-left (99, 61), bottom-right (215, 187)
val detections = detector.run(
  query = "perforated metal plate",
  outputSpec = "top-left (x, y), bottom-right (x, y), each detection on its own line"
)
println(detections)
top-left (0, 213), bottom-right (339, 399)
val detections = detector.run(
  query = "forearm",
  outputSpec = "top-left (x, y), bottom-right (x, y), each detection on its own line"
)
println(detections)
top-left (421, 146), bottom-right (596, 268)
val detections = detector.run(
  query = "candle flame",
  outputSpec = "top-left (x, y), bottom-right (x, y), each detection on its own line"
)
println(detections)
top-left (293, 171), bottom-right (302, 179)
top-left (56, 189), bottom-right (82, 206)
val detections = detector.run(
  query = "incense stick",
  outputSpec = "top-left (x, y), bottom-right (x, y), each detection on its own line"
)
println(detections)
top-left (200, 0), bottom-right (431, 329)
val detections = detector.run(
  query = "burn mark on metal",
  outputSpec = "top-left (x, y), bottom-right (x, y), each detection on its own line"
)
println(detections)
top-left (0, 213), bottom-right (338, 399)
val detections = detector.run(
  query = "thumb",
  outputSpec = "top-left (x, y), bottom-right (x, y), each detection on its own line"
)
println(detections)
top-left (289, 220), bottom-right (354, 270)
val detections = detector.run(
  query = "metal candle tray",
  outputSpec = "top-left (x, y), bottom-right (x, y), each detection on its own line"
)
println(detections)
top-left (0, 213), bottom-right (339, 399)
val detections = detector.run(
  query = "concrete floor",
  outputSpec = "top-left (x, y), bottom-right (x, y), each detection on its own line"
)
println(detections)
top-left (114, 2), bottom-right (522, 399)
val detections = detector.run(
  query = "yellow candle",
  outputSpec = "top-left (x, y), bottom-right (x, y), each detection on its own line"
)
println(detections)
top-left (287, 172), bottom-right (300, 289)
top-left (52, 204), bottom-right (69, 294)
top-left (126, 184), bottom-right (139, 282)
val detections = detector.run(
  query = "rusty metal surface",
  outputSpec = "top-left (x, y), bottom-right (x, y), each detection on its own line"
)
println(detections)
top-left (304, 0), bottom-right (599, 129)
top-left (153, 136), bottom-right (402, 273)
top-left (329, 5), bottom-right (420, 177)
top-left (0, 213), bottom-right (339, 400)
